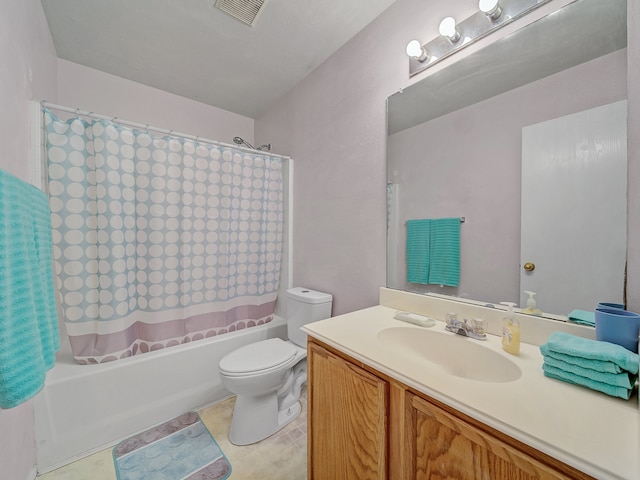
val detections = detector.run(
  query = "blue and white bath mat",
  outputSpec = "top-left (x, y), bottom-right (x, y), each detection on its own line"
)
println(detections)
top-left (113, 412), bottom-right (231, 480)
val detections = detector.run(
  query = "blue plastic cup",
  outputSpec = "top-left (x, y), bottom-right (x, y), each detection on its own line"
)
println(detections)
top-left (597, 302), bottom-right (625, 310)
top-left (594, 308), bottom-right (640, 353)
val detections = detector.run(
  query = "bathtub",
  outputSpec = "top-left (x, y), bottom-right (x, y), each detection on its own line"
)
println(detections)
top-left (34, 316), bottom-right (287, 473)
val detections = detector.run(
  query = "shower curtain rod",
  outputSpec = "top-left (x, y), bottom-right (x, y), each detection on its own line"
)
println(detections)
top-left (40, 101), bottom-right (291, 161)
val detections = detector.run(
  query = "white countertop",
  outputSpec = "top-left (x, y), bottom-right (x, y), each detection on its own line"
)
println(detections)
top-left (303, 304), bottom-right (639, 480)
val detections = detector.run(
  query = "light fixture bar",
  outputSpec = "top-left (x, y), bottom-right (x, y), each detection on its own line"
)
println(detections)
top-left (408, 0), bottom-right (552, 77)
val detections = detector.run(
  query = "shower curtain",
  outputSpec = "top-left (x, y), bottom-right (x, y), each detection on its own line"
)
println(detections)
top-left (44, 109), bottom-right (284, 364)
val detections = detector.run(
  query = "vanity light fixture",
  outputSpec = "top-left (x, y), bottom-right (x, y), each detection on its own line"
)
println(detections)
top-left (406, 0), bottom-right (551, 77)
top-left (439, 17), bottom-right (461, 43)
top-left (479, 0), bottom-right (503, 20)
top-left (406, 40), bottom-right (429, 62)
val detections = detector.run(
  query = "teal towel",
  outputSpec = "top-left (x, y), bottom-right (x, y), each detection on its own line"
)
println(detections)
top-left (406, 218), bottom-right (460, 287)
top-left (542, 363), bottom-right (633, 400)
top-left (567, 309), bottom-right (595, 327)
top-left (540, 344), bottom-right (624, 374)
top-left (541, 354), bottom-right (636, 389)
top-left (540, 331), bottom-right (639, 375)
top-left (428, 218), bottom-right (460, 287)
top-left (406, 219), bottom-right (431, 284)
top-left (0, 169), bottom-right (59, 408)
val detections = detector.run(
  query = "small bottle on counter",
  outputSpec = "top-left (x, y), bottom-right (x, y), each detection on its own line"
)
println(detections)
top-left (500, 302), bottom-right (520, 355)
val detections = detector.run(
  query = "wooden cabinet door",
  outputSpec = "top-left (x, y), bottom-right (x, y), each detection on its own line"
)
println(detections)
top-left (405, 393), bottom-right (576, 480)
top-left (308, 342), bottom-right (389, 480)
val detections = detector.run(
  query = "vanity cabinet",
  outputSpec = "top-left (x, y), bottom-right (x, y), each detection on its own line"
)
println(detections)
top-left (308, 338), bottom-right (594, 480)
top-left (307, 341), bottom-right (388, 479)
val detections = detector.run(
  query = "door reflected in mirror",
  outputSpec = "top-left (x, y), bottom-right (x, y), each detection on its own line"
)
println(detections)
top-left (386, 0), bottom-right (627, 321)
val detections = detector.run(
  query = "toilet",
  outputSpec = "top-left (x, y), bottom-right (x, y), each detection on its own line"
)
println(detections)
top-left (218, 287), bottom-right (333, 445)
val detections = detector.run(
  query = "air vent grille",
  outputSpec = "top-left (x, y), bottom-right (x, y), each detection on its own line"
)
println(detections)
top-left (214, 0), bottom-right (268, 27)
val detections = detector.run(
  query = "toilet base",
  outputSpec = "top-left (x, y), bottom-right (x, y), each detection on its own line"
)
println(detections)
top-left (277, 399), bottom-right (301, 428)
top-left (228, 394), bottom-right (302, 446)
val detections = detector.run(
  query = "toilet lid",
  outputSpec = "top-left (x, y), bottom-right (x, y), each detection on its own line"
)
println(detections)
top-left (219, 338), bottom-right (298, 374)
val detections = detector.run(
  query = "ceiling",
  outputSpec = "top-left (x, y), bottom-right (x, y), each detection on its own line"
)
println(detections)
top-left (41, 0), bottom-right (395, 119)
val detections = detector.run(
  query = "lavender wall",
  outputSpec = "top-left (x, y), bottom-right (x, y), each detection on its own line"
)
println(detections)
top-left (254, 0), bottom-right (454, 315)
top-left (388, 50), bottom-right (626, 306)
top-left (253, 0), bottom-right (540, 315)
top-left (0, 1), bottom-right (57, 478)
top-left (57, 59), bottom-right (254, 146)
top-left (256, 0), bottom-right (638, 317)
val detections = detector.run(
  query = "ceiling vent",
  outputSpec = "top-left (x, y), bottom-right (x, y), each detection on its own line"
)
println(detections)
top-left (214, 0), bottom-right (269, 27)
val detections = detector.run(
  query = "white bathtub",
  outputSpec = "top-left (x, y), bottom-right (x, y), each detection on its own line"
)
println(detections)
top-left (34, 317), bottom-right (287, 473)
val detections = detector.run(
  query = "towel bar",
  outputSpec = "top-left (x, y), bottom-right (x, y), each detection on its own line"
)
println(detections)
top-left (406, 217), bottom-right (464, 225)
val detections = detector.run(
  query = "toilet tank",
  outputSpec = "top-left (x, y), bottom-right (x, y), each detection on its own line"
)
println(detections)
top-left (286, 287), bottom-right (333, 347)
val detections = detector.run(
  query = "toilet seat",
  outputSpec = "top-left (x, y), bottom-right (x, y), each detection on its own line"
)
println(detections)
top-left (219, 338), bottom-right (299, 377)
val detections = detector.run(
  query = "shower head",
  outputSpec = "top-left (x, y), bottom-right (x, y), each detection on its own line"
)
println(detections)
top-left (233, 136), bottom-right (254, 149)
top-left (232, 137), bottom-right (271, 152)
top-left (232, 136), bottom-right (255, 150)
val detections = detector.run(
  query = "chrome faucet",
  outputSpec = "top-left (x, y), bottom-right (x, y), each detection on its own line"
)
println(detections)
top-left (445, 316), bottom-right (487, 341)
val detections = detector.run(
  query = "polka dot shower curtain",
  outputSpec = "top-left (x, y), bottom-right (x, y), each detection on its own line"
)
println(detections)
top-left (44, 109), bottom-right (283, 364)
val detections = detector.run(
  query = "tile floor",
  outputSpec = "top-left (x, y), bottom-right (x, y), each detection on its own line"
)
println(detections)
top-left (37, 389), bottom-right (308, 480)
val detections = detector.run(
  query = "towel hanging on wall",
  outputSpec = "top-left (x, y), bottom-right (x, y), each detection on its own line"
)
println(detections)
top-left (406, 219), bottom-right (431, 284)
top-left (0, 168), bottom-right (59, 408)
top-left (406, 217), bottom-right (461, 287)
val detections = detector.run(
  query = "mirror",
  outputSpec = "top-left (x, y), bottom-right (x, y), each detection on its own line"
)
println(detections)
top-left (386, 0), bottom-right (627, 320)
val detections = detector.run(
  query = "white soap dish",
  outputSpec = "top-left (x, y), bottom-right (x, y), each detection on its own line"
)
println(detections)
top-left (393, 311), bottom-right (436, 328)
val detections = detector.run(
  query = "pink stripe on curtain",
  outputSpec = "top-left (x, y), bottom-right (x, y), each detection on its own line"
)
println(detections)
top-left (68, 301), bottom-right (277, 363)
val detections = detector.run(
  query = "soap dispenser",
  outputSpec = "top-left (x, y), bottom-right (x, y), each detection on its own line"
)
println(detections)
top-left (522, 291), bottom-right (542, 316)
top-left (500, 302), bottom-right (520, 355)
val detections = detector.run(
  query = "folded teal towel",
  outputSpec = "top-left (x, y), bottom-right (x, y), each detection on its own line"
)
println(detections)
top-left (0, 169), bottom-right (59, 408)
top-left (540, 344), bottom-right (624, 374)
top-left (542, 363), bottom-right (633, 400)
top-left (542, 355), bottom-right (636, 389)
top-left (406, 218), bottom-right (460, 287)
top-left (567, 309), bottom-right (595, 327)
top-left (541, 331), bottom-right (639, 374)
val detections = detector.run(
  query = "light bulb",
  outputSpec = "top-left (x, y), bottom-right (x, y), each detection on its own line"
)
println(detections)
top-left (406, 40), bottom-right (428, 62)
top-left (479, 0), bottom-right (503, 19)
top-left (439, 17), bottom-right (461, 43)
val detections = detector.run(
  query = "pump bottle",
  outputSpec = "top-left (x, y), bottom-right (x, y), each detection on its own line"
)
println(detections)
top-left (500, 302), bottom-right (520, 355)
top-left (522, 291), bottom-right (542, 316)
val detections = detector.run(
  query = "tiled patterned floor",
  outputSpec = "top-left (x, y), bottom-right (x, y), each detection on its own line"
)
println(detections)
top-left (37, 388), bottom-right (307, 480)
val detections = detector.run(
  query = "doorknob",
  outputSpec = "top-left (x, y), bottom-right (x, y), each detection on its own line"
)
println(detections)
top-left (523, 262), bottom-right (535, 272)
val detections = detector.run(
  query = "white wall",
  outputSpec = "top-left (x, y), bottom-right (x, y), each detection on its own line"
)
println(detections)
top-left (0, 0), bottom-right (58, 478)
top-left (256, 0), bottom-right (639, 317)
top-left (57, 59), bottom-right (254, 146)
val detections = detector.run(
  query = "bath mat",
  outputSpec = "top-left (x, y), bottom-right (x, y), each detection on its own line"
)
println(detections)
top-left (113, 412), bottom-right (231, 480)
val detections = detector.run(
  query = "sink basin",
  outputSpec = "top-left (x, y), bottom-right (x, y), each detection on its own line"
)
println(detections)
top-left (377, 327), bottom-right (522, 383)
